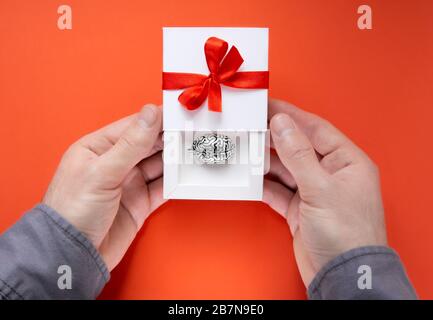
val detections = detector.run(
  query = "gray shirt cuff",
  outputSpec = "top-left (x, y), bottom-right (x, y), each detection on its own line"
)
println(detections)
top-left (0, 204), bottom-right (110, 299)
top-left (307, 246), bottom-right (417, 300)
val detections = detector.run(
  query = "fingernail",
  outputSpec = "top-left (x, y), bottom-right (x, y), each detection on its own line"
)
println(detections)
top-left (138, 106), bottom-right (157, 128)
top-left (271, 113), bottom-right (296, 138)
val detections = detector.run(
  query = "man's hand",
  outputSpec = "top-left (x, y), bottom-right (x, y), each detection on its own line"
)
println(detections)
top-left (263, 99), bottom-right (387, 287)
top-left (43, 105), bottom-right (165, 271)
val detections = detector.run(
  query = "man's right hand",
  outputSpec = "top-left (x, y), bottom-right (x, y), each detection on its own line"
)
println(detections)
top-left (263, 98), bottom-right (388, 287)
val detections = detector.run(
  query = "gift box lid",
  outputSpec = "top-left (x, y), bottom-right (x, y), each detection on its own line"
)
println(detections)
top-left (163, 27), bottom-right (269, 132)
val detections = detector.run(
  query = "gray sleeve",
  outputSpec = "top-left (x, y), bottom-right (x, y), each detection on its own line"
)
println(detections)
top-left (308, 246), bottom-right (417, 300)
top-left (0, 204), bottom-right (110, 300)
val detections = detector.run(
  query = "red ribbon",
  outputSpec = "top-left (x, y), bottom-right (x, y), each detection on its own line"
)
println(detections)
top-left (162, 37), bottom-right (269, 112)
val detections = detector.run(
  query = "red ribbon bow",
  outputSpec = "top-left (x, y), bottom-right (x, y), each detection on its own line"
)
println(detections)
top-left (162, 37), bottom-right (269, 112)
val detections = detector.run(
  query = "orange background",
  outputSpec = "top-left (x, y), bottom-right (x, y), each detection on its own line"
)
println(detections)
top-left (0, 0), bottom-right (432, 299)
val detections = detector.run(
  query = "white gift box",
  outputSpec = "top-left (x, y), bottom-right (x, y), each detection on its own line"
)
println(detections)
top-left (163, 27), bottom-right (269, 200)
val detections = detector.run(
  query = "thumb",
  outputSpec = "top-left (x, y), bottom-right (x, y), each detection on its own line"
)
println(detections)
top-left (270, 113), bottom-right (327, 192)
top-left (97, 105), bottom-right (162, 185)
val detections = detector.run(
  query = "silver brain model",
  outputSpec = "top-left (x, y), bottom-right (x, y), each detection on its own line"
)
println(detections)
top-left (190, 133), bottom-right (235, 164)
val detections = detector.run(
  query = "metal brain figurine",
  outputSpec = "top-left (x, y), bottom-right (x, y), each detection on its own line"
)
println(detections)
top-left (190, 133), bottom-right (235, 164)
